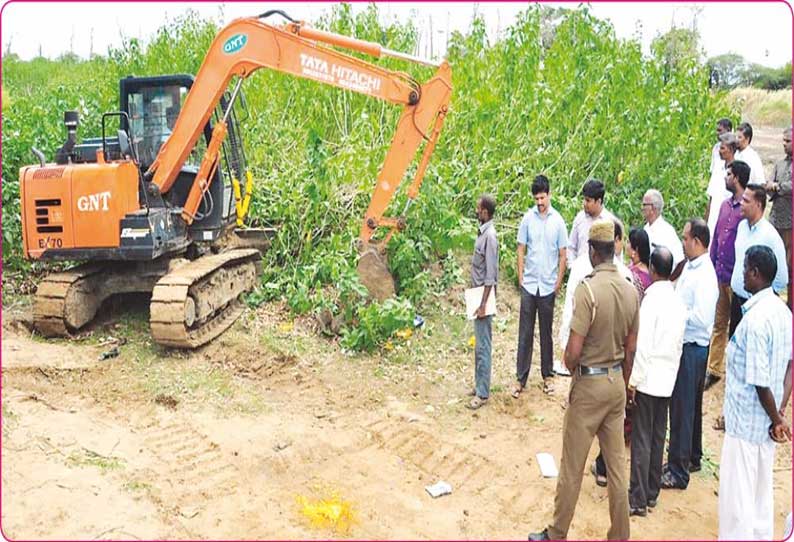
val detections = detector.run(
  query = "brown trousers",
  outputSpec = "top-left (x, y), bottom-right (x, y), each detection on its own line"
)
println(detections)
top-left (548, 368), bottom-right (629, 540)
top-left (777, 227), bottom-right (792, 311)
top-left (706, 283), bottom-right (733, 377)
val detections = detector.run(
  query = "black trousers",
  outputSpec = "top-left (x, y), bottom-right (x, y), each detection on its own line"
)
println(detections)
top-left (729, 293), bottom-right (748, 338)
top-left (667, 343), bottom-right (708, 487)
top-left (516, 288), bottom-right (555, 384)
top-left (629, 391), bottom-right (670, 508)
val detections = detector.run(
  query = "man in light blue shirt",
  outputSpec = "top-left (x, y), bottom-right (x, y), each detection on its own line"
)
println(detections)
top-left (719, 245), bottom-right (792, 540)
top-left (513, 175), bottom-right (568, 397)
top-left (662, 219), bottom-right (718, 490)
top-left (729, 185), bottom-right (788, 334)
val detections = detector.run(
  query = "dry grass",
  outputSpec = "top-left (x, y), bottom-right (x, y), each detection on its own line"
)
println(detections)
top-left (727, 87), bottom-right (792, 128)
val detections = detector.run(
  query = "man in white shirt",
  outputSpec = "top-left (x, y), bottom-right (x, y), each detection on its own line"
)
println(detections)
top-left (735, 122), bottom-right (766, 185)
top-left (705, 130), bottom-right (738, 236)
top-left (628, 247), bottom-right (687, 516)
top-left (708, 119), bottom-right (732, 175)
top-left (661, 218), bottom-right (719, 490)
top-left (641, 189), bottom-right (685, 276)
top-left (567, 179), bottom-right (614, 266)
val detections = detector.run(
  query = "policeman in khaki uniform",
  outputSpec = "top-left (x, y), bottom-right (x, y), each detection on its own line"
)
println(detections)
top-left (530, 220), bottom-right (640, 541)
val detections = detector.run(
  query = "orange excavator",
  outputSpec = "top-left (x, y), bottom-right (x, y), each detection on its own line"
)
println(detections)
top-left (19, 10), bottom-right (452, 348)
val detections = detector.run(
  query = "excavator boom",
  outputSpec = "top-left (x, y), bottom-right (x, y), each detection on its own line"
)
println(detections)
top-left (146, 13), bottom-right (452, 256)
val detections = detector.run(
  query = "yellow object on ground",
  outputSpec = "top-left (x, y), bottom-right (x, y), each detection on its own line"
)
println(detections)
top-left (296, 491), bottom-right (356, 534)
top-left (278, 322), bottom-right (294, 333)
top-left (395, 328), bottom-right (413, 340)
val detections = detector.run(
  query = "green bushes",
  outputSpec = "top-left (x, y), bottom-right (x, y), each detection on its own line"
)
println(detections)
top-left (2, 4), bottom-right (731, 349)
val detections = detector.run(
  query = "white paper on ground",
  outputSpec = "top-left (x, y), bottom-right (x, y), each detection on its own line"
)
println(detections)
top-left (536, 452), bottom-right (559, 478)
top-left (425, 480), bottom-right (453, 498)
top-left (464, 286), bottom-right (496, 320)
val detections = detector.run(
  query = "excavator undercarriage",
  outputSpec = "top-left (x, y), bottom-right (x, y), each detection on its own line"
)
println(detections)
top-left (33, 241), bottom-right (266, 349)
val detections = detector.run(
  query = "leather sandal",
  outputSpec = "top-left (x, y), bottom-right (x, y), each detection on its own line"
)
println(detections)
top-left (511, 383), bottom-right (524, 399)
top-left (713, 415), bottom-right (725, 431)
top-left (466, 396), bottom-right (488, 410)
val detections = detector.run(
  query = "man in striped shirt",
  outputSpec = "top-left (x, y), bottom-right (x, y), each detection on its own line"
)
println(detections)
top-left (719, 245), bottom-right (792, 540)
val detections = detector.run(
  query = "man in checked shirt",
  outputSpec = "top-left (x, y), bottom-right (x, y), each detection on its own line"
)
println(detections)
top-left (718, 245), bottom-right (792, 540)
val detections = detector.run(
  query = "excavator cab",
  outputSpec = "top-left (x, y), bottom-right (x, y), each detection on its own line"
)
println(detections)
top-left (120, 75), bottom-right (246, 245)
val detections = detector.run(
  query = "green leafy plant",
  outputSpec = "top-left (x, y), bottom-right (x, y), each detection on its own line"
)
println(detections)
top-left (2, 4), bottom-right (733, 350)
top-left (340, 297), bottom-right (415, 351)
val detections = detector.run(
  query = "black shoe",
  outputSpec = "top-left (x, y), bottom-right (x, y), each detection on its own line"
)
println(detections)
top-left (704, 372), bottom-right (722, 391)
top-left (630, 507), bottom-right (648, 517)
top-left (528, 529), bottom-right (551, 541)
top-left (689, 462), bottom-right (702, 473)
top-left (647, 498), bottom-right (658, 508)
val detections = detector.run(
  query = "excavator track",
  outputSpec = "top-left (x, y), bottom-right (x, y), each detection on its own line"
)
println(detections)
top-left (149, 249), bottom-right (261, 349)
top-left (33, 264), bottom-right (107, 337)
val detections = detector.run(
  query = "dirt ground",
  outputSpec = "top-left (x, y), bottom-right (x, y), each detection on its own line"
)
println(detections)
top-left (2, 125), bottom-right (792, 540)
top-left (1, 278), bottom-right (792, 540)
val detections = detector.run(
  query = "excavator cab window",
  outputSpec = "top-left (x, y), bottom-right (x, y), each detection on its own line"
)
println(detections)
top-left (120, 75), bottom-right (212, 170)
top-left (127, 85), bottom-right (181, 168)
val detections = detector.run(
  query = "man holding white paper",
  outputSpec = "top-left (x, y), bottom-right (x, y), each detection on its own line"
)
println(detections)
top-left (467, 194), bottom-right (499, 410)
top-left (513, 175), bottom-right (568, 397)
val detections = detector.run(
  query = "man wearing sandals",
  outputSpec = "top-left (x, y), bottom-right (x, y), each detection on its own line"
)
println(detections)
top-left (513, 175), bottom-right (568, 398)
top-left (467, 194), bottom-right (499, 410)
top-left (529, 220), bottom-right (639, 541)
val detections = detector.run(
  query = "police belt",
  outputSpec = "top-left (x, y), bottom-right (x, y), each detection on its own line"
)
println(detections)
top-left (577, 362), bottom-right (623, 376)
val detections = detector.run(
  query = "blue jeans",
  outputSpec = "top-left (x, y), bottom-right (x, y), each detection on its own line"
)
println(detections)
top-left (474, 315), bottom-right (493, 399)
top-left (667, 343), bottom-right (709, 487)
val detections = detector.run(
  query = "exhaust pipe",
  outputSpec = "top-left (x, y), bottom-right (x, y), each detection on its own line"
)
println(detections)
top-left (31, 147), bottom-right (46, 167)
top-left (55, 110), bottom-right (79, 165)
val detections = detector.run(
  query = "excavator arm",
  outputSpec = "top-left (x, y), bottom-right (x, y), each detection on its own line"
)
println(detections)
top-left (145, 11), bottom-right (452, 249)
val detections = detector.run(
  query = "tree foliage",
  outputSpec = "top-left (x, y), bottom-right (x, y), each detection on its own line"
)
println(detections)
top-left (2, 5), bottom-right (731, 349)
top-left (708, 53), bottom-right (791, 90)
top-left (651, 27), bottom-right (703, 83)
top-left (743, 61), bottom-right (792, 90)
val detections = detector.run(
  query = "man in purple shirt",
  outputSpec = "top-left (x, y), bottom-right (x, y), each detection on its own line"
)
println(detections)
top-left (705, 160), bottom-right (750, 392)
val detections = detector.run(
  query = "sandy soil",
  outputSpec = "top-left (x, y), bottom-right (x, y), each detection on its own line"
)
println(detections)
top-left (2, 126), bottom-right (791, 540)
top-left (1, 278), bottom-right (791, 540)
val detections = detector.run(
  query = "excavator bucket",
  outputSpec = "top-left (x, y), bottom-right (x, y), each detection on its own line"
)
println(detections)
top-left (357, 244), bottom-right (396, 301)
